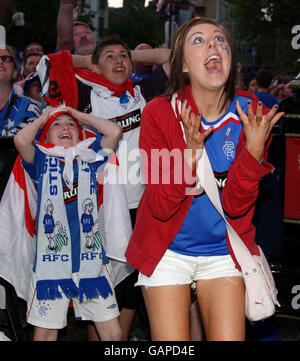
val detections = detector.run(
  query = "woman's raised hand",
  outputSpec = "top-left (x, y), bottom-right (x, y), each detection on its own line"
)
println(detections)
top-left (236, 100), bottom-right (284, 162)
top-left (181, 100), bottom-right (213, 170)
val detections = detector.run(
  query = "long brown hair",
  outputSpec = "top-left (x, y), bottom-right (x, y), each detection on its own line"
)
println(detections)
top-left (165, 17), bottom-right (237, 112)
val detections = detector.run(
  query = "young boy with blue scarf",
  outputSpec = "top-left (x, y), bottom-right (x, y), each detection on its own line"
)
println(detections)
top-left (14, 105), bottom-right (123, 341)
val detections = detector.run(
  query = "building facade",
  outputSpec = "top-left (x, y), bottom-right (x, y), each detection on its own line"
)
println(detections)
top-left (83, 0), bottom-right (109, 42)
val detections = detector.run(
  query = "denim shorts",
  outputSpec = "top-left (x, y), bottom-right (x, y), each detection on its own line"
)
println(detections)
top-left (136, 249), bottom-right (242, 287)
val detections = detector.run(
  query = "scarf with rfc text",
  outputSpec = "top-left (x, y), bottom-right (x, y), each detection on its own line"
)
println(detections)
top-left (0, 142), bottom-right (132, 304)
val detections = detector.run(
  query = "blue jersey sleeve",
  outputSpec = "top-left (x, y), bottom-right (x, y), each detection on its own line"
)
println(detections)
top-left (21, 145), bottom-right (45, 182)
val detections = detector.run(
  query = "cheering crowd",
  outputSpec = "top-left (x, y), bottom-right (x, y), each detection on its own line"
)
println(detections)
top-left (0, 0), bottom-right (294, 341)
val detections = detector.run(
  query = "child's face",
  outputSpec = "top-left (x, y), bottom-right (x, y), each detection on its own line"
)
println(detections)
top-left (45, 114), bottom-right (80, 148)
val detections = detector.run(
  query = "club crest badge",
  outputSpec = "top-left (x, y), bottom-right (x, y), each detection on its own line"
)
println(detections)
top-left (221, 127), bottom-right (235, 160)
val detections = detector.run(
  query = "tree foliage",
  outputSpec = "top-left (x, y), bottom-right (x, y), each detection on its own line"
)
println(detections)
top-left (2, 0), bottom-right (95, 53)
top-left (105, 3), bottom-right (164, 49)
top-left (226, 0), bottom-right (300, 74)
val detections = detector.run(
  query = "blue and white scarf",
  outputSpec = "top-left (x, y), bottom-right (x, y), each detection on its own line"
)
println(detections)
top-left (34, 139), bottom-right (112, 302)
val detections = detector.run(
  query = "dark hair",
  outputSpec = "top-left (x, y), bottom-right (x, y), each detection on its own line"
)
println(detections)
top-left (256, 69), bottom-right (273, 88)
top-left (165, 17), bottom-right (237, 113)
top-left (23, 52), bottom-right (42, 66)
top-left (23, 41), bottom-right (44, 58)
top-left (92, 34), bottom-right (132, 65)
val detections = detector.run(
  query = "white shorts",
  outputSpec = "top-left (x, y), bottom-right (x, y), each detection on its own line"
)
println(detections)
top-left (136, 249), bottom-right (242, 287)
top-left (26, 264), bottom-right (119, 329)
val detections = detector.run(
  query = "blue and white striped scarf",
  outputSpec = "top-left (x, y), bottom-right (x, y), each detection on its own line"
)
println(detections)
top-left (34, 139), bottom-right (112, 302)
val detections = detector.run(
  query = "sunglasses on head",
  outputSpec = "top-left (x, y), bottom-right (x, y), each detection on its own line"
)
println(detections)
top-left (0, 55), bottom-right (14, 63)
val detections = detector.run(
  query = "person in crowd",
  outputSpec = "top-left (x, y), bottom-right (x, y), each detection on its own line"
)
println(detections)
top-left (131, 43), bottom-right (154, 83)
top-left (255, 69), bottom-right (278, 108)
top-left (13, 105), bottom-right (123, 341)
top-left (15, 73), bottom-right (43, 108)
top-left (125, 16), bottom-right (284, 341)
top-left (14, 52), bottom-right (43, 106)
top-left (248, 78), bottom-right (257, 93)
top-left (14, 42), bottom-right (44, 82)
top-left (236, 62), bottom-right (256, 91)
top-left (37, 34), bottom-right (171, 340)
top-left (270, 82), bottom-right (293, 100)
top-left (23, 41), bottom-right (44, 58)
top-left (21, 52), bottom-right (42, 79)
top-left (0, 46), bottom-right (40, 136)
top-left (56, 0), bottom-right (95, 55)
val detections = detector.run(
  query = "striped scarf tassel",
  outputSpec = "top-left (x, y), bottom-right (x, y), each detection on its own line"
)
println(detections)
top-left (78, 276), bottom-right (113, 303)
top-left (36, 279), bottom-right (78, 300)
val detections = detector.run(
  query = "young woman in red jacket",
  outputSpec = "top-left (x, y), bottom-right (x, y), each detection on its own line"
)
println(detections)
top-left (125, 17), bottom-right (284, 341)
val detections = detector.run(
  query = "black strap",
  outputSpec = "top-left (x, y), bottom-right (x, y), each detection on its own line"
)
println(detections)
top-left (3, 94), bottom-right (19, 121)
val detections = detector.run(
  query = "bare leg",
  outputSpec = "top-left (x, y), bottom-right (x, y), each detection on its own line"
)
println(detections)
top-left (94, 317), bottom-right (122, 341)
top-left (196, 277), bottom-right (245, 341)
top-left (33, 326), bottom-right (59, 341)
top-left (142, 284), bottom-right (191, 341)
top-left (88, 308), bottom-right (136, 341)
top-left (190, 302), bottom-right (203, 341)
top-left (119, 308), bottom-right (136, 341)
top-left (87, 323), bottom-right (100, 341)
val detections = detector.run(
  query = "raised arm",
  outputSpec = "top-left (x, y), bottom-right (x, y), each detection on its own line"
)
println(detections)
top-left (14, 109), bottom-right (51, 164)
top-left (64, 107), bottom-right (122, 152)
top-left (139, 99), bottom-right (197, 221)
top-left (72, 54), bottom-right (92, 69)
top-left (72, 48), bottom-right (171, 75)
top-left (56, 0), bottom-right (76, 51)
top-left (131, 48), bottom-right (170, 64)
top-left (131, 48), bottom-right (171, 77)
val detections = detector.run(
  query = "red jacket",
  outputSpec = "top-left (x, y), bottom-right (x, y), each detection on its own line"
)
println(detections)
top-left (125, 87), bottom-right (274, 276)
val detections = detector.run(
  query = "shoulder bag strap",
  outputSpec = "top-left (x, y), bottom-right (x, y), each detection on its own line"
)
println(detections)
top-left (197, 149), bottom-right (257, 270)
top-left (171, 95), bottom-right (257, 271)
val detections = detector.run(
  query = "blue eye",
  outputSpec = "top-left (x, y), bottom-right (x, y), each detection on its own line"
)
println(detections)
top-left (215, 35), bottom-right (225, 42)
top-left (193, 36), bottom-right (205, 44)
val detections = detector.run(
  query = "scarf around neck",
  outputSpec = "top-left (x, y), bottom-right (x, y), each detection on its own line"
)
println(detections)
top-left (76, 68), bottom-right (135, 99)
top-left (34, 141), bottom-right (112, 302)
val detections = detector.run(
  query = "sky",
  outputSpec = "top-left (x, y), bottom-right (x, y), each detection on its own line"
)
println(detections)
top-left (108, 0), bottom-right (150, 8)
top-left (108, 0), bottom-right (123, 7)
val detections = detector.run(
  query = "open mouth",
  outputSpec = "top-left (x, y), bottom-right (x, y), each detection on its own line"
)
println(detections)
top-left (113, 67), bottom-right (125, 73)
top-left (59, 134), bottom-right (72, 139)
top-left (204, 54), bottom-right (222, 73)
top-left (79, 39), bottom-right (92, 46)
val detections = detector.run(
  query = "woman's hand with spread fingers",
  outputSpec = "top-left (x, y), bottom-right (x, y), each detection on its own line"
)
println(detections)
top-left (181, 100), bottom-right (213, 170)
top-left (236, 100), bottom-right (284, 162)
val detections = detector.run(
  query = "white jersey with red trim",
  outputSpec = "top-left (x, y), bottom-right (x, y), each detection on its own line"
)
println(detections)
top-left (88, 83), bottom-right (146, 209)
top-left (76, 67), bottom-right (168, 209)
